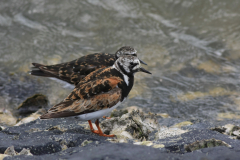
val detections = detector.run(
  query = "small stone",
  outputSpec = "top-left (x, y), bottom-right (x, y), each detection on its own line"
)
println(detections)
top-left (233, 130), bottom-right (240, 136)
top-left (0, 126), bottom-right (5, 131)
top-left (61, 145), bottom-right (68, 151)
top-left (19, 148), bottom-right (32, 156)
top-left (4, 146), bottom-right (18, 156)
top-left (134, 141), bottom-right (153, 146)
top-left (223, 124), bottom-right (235, 134)
top-left (152, 144), bottom-right (165, 148)
top-left (156, 126), bottom-right (187, 139)
top-left (156, 113), bottom-right (170, 118)
top-left (81, 140), bottom-right (93, 147)
top-left (171, 121), bottom-right (193, 128)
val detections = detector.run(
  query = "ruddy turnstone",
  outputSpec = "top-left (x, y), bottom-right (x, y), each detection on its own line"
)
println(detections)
top-left (30, 46), bottom-right (147, 85)
top-left (40, 55), bottom-right (151, 137)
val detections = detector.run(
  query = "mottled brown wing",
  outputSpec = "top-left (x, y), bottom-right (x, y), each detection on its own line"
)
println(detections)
top-left (31, 53), bottom-right (115, 85)
top-left (40, 88), bottom-right (121, 119)
top-left (40, 76), bottom-right (123, 119)
top-left (66, 76), bottom-right (123, 100)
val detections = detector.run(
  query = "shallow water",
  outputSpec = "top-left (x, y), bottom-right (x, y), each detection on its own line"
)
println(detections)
top-left (1, 0), bottom-right (240, 121)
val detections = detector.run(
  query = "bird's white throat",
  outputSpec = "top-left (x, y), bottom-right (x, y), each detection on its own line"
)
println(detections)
top-left (112, 64), bottom-right (129, 86)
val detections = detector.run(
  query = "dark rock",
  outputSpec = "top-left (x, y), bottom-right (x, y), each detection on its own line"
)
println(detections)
top-left (17, 94), bottom-right (49, 116)
top-left (0, 117), bottom-right (110, 155)
top-left (155, 124), bottom-right (240, 154)
top-left (1, 116), bottom-right (240, 160)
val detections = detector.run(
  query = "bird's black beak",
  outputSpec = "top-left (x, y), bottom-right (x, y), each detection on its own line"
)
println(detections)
top-left (139, 67), bottom-right (152, 74)
top-left (139, 59), bottom-right (147, 65)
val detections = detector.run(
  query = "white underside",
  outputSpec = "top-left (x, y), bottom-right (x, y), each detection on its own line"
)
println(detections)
top-left (77, 101), bottom-right (122, 121)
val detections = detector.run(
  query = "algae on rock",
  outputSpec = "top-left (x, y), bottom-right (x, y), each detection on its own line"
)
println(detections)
top-left (101, 110), bottom-right (159, 142)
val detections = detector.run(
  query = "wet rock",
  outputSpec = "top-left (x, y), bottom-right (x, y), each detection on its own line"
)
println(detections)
top-left (17, 94), bottom-right (48, 116)
top-left (101, 110), bottom-right (159, 141)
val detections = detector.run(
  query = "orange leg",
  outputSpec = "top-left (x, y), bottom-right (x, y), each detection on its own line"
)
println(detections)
top-left (95, 119), bottom-right (115, 137)
top-left (102, 116), bottom-right (111, 119)
top-left (88, 120), bottom-right (99, 134)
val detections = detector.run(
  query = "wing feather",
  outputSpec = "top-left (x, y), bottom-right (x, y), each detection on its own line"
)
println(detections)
top-left (40, 74), bottom-right (123, 119)
top-left (40, 88), bottom-right (121, 119)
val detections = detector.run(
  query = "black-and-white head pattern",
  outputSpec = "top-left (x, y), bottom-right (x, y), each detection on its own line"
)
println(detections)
top-left (115, 46), bottom-right (137, 59)
top-left (113, 55), bottom-right (140, 76)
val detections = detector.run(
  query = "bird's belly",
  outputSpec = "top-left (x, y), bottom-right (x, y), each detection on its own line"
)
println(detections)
top-left (77, 101), bottom-right (121, 121)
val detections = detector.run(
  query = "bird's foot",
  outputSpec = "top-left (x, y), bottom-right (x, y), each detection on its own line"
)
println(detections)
top-left (97, 133), bottom-right (116, 137)
top-left (102, 116), bottom-right (111, 119)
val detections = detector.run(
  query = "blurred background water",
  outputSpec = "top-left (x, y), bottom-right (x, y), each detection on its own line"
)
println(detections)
top-left (1, 0), bottom-right (240, 121)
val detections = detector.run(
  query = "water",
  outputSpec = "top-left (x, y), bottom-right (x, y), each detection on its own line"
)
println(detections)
top-left (1, 0), bottom-right (240, 121)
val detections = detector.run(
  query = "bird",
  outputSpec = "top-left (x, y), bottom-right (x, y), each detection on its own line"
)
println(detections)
top-left (40, 55), bottom-right (151, 137)
top-left (30, 46), bottom-right (147, 86)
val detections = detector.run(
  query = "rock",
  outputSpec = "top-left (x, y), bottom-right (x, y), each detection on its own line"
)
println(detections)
top-left (17, 94), bottom-right (48, 116)
top-left (156, 113), bottom-right (170, 118)
top-left (155, 126), bottom-right (187, 139)
top-left (152, 144), bottom-right (165, 148)
top-left (1, 116), bottom-right (240, 160)
top-left (4, 146), bottom-right (17, 156)
top-left (184, 138), bottom-right (231, 152)
top-left (134, 141), bottom-right (153, 146)
top-left (18, 148), bottom-right (32, 156)
top-left (0, 117), bottom-right (110, 155)
top-left (124, 106), bottom-right (142, 113)
top-left (0, 126), bottom-right (5, 131)
top-left (110, 109), bottom-right (128, 118)
top-left (4, 146), bottom-right (33, 156)
top-left (170, 121), bottom-right (193, 128)
top-left (81, 140), bottom-right (93, 147)
top-left (211, 124), bottom-right (240, 139)
top-left (101, 110), bottom-right (159, 141)
top-left (15, 109), bottom-right (45, 126)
